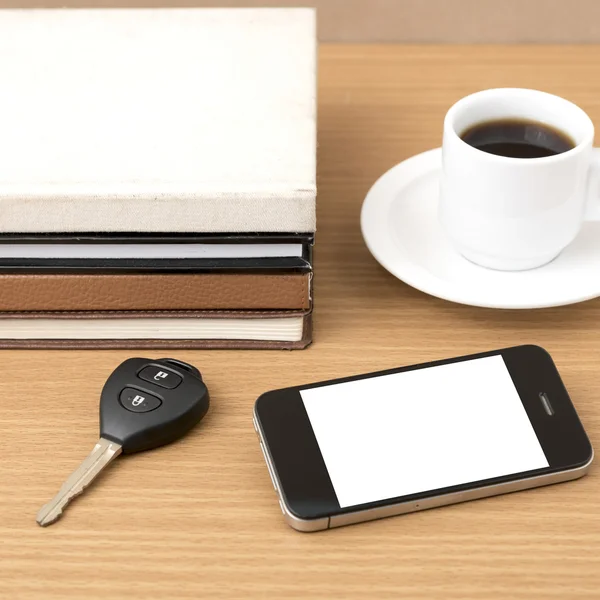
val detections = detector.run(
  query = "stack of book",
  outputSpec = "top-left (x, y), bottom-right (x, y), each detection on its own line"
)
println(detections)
top-left (0, 8), bottom-right (316, 349)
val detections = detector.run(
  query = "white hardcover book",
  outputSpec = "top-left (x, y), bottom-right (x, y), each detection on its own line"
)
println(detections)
top-left (0, 243), bottom-right (304, 260)
top-left (0, 316), bottom-right (305, 342)
top-left (0, 8), bottom-right (316, 233)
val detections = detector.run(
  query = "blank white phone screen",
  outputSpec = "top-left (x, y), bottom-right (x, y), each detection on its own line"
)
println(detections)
top-left (300, 355), bottom-right (549, 508)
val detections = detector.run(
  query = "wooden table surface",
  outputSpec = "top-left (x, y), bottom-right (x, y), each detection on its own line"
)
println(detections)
top-left (2, 45), bottom-right (600, 600)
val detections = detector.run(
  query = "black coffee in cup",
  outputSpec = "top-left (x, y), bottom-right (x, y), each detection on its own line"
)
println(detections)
top-left (460, 118), bottom-right (575, 158)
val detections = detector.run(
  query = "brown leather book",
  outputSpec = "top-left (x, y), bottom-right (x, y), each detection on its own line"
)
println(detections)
top-left (0, 309), bottom-right (312, 350)
top-left (0, 273), bottom-right (311, 311)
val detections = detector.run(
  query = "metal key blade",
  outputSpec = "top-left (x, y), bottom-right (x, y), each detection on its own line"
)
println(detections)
top-left (36, 437), bottom-right (122, 527)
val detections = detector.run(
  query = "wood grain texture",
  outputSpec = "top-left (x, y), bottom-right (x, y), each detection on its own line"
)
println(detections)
top-left (2, 45), bottom-right (600, 600)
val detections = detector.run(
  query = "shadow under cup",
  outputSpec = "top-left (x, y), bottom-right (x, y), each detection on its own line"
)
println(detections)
top-left (439, 88), bottom-right (596, 271)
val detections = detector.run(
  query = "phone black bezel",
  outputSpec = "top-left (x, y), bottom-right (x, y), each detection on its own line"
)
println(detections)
top-left (254, 345), bottom-right (593, 521)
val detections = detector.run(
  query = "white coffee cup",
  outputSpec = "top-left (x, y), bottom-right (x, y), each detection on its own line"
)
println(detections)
top-left (439, 88), bottom-right (600, 271)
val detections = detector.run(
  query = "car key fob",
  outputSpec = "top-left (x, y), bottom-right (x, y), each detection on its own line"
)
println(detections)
top-left (100, 357), bottom-right (210, 454)
top-left (37, 357), bottom-right (209, 527)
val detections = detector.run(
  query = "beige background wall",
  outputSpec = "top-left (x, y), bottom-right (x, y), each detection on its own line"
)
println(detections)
top-left (1, 0), bottom-right (600, 42)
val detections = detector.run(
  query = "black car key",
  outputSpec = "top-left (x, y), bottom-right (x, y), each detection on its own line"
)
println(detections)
top-left (37, 357), bottom-right (209, 527)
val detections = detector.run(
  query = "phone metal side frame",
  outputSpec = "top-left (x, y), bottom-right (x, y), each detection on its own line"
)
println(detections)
top-left (254, 412), bottom-right (329, 532)
top-left (253, 410), bottom-right (593, 533)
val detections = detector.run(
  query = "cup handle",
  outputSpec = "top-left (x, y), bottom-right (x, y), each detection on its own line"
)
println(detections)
top-left (585, 147), bottom-right (600, 221)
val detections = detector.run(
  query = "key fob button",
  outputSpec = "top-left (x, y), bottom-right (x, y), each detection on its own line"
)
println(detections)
top-left (119, 388), bottom-right (162, 413)
top-left (138, 366), bottom-right (182, 389)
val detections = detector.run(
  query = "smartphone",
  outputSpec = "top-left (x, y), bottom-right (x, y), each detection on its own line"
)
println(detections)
top-left (253, 345), bottom-right (593, 532)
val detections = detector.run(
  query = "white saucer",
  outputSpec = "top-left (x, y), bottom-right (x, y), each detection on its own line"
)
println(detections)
top-left (361, 148), bottom-right (600, 309)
